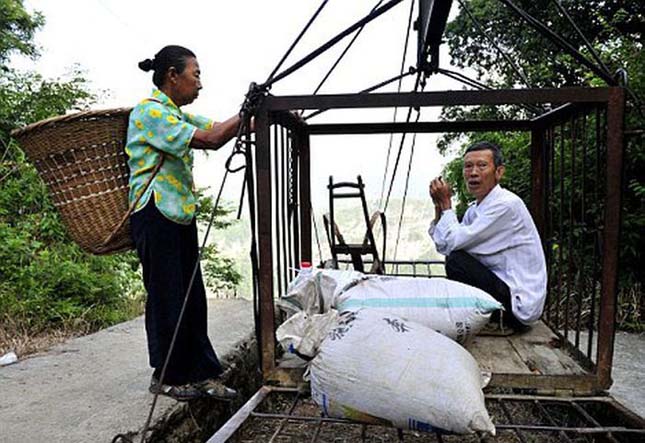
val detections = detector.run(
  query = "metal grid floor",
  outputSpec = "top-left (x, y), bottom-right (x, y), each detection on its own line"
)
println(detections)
top-left (209, 387), bottom-right (645, 443)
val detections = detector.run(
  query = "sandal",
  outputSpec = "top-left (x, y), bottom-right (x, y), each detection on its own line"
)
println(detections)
top-left (149, 376), bottom-right (202, 402)
top-left (479, 322), bottom-right (515, 336)
top-left (193, 378), bottom-right (238, 401)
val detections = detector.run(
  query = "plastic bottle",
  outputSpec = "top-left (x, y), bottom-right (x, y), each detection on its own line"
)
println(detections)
top-left (299, 261), bottom-right (313, 276)
top-left (286, 261), bottom-right (314, 293)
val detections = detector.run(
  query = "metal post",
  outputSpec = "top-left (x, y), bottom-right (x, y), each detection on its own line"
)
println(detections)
top-left (596, 88), bottom-right (625, 388)
top-left (256, 108), bottom-right (276, 376)
top-left (299, 129), bottom-right (312, 263)
top-left (530, 126), bottom-right (547, 243)
top-left (291, 128), bottom-right (301, 270)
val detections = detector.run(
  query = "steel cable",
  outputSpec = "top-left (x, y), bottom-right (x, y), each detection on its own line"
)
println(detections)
top-left (380, 0), bottom-right (416, 209)
top-left (265, 0), bottom-right (331, 86)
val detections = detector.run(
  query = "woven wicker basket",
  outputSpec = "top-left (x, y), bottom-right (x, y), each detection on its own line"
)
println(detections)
top-left (11, 108), bottom-right (135, 255)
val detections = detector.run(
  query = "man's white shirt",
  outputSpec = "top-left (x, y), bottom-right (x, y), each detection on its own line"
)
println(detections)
top-left (428, 185), bottom-right (547, 324)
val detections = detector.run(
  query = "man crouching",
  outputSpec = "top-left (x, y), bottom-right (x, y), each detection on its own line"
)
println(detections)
top-left (428, 141), bottom-right (547, 331)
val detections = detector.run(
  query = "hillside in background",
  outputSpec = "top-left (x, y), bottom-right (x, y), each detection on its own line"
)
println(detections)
top-left (206, 198), bottom-right (446, 299)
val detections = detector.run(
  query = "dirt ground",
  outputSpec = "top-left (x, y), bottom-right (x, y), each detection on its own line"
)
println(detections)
top-left (0, 325), bottom-right (80, 358)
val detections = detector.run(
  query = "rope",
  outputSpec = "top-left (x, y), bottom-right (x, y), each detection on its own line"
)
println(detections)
top-left (379, 0), bottom-right (416, 209)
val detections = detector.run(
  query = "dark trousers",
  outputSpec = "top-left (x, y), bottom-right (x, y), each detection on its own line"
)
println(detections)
top-left (445, 250), bottom-right (524, 329)
top-left (131, 201), bottom-right (222, 385)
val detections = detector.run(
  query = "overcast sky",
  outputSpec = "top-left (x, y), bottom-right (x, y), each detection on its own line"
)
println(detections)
top-left (14, 0), bottom-right (468, 217)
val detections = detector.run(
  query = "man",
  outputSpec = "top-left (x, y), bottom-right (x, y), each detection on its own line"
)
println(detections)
top-left (428, 141), bottom-right (547, 330)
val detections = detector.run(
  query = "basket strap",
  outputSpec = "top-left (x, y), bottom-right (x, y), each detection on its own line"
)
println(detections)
top-left (100, 155), bottom-right (165, 249)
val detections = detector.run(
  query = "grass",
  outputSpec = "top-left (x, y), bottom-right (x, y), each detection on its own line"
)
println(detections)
top-left (0, 293), bottom-right (145, 359)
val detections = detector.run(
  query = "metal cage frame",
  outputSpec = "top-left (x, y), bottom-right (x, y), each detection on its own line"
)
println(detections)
top-left (248, 86), bottom-right (625, 394)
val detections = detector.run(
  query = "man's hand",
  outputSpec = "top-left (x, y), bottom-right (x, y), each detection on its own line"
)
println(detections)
top-left (429, 177), bottom-right (452, 222)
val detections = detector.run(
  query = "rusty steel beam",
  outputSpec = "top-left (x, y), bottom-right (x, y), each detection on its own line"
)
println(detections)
top-left (530, 127), bottom-right (547, 242)
top-left (597, 87), bottom-right (625, 389)
top-left (298, 129), bottom-right (312, 264)
top-left (255, 109), bottom-right (277, 377)
top-left (489, 373), bottom-right (601, 395)
top-left (291, 128), bottom-right (302, 271)
top-left (531, 102), bottom-right (581, 128)
top-left (263, 88), bottom-right (612, 111)
top-left (307, 119), bottom-right (531, 135)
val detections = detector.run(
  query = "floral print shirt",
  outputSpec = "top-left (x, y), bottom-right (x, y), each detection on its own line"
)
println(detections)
top-left (126, 89), bottom-right (213, 225)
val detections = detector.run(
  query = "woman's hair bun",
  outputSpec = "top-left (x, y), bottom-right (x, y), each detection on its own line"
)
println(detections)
top-left (138, 58), bottom-right (155, 72)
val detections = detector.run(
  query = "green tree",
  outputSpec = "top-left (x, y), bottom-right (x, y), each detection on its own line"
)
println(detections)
top-left (0, 1), bottom-right (242, 352)
top-left (0, 0), bottom-right (43, 68)
top-left (440, 0), bottom-right (644, 329)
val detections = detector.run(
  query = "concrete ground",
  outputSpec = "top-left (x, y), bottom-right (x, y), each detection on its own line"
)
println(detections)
top-left (0, 299), bottom-right (254, 443)
top-left (0, 301), bottom-right (643, 443)
top-left (608, 331), bottom-right (645, 419)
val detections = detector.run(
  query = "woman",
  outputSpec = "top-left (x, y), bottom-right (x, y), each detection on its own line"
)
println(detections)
top-left (126, 45), bottom-right (242, 401)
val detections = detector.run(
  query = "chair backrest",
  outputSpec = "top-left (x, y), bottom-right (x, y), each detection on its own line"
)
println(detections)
top-left (324, 175), bottom-right (385, 274)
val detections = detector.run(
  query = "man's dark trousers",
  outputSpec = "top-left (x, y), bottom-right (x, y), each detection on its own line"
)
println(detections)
top-left (445, 250), bottom-right (525, 329)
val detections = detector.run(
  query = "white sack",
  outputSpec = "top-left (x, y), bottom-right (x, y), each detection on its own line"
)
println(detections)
top-left (275, 310), bottom-right (340, 358)
top-left (277, 269), bottom-right (364, 317)
top-left (308, 309), bottom-right (495, 435)
top-left (334, 276), bottom-right (502, 344)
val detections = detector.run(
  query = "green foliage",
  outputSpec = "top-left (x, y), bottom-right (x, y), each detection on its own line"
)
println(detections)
top-left (0, 0), bottom-right (44, 67)
top-left (0, 68), bottom-right (94, 134)
top-left (0, 136), bottom-right (144, 332)
top-left (1, 2), bottom-right (242, 345)
top-left (0, 2), bottom-right (143, 338)
top-left (195, 192), bottom-right (243, 294)
top-left (442, 0), bottom-right (644, 329)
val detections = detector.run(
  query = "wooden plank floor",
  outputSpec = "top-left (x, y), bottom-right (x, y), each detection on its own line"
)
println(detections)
top-left (468, 320), bottom-right (587, 376)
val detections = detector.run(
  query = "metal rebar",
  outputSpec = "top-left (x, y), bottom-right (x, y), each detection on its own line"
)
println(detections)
top-left (570, 401), bottom-right (621, 443)
top-left (575, 112), bottom-right (587, 352)
top-left (532, 399), bottom-right (575, 443)
top-left (251, 411), bottom-right (355, 424)
top-left (498, 398), bottom-right (529, 443)
top-left (273, 124), bottom-right (283, 299)
top-left (310, 419), bottom-right (324, 443)
top-left (565, 116), bottom-right (576, 343)
top-left (495, 424), bottom-right (645, 434)
top-left (280, 126), bottom-right (289, 289)
top-left (267, 391), bottom-right (302, 443)
top-left (556, 123), bottom-right (565, 330)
